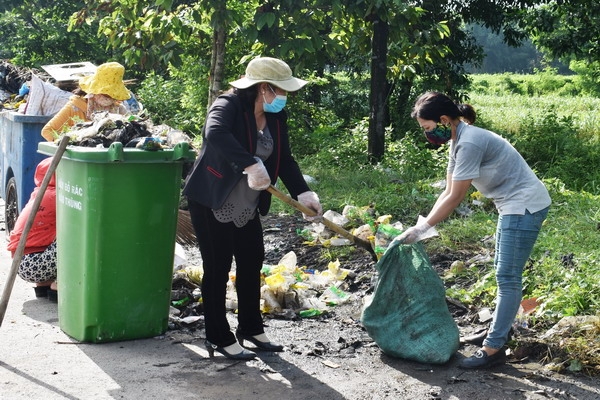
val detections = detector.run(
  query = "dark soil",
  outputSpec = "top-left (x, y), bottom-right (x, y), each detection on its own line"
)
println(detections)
top-left (170, 212), bottom-right (600, 400)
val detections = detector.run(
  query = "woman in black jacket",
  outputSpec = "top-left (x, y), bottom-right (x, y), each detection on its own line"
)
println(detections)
top-left (183, 57), bottom-right (322, 360)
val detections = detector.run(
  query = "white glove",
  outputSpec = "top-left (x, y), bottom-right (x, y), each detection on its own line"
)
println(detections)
top-left (297, 191), bottom-right (322, 221)
top-left (243, 158), bottom-right (270, 191)
top-left (394, 220), bottom-right (433, 245)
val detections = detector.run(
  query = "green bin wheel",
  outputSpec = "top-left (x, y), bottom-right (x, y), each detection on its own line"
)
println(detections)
top-left (5, 177), bottom-right (19, 236)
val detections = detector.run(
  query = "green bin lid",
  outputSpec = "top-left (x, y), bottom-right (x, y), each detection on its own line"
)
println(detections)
top-left (38, 141), bottom-right (196, 163)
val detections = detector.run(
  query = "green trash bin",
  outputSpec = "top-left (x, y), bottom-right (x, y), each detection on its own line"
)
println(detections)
top-left (38, 141), bottom-right (196, 343)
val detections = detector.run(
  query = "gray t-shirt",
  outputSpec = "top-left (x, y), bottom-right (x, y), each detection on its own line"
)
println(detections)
top-left (448, 122), bottom-right (551, 215)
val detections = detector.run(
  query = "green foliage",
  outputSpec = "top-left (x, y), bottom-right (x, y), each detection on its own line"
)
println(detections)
top-left (524, 180), bottom-right (600, 319)
top-left (296, 118), bottom-right (371, 168)
top-left (285, 75), bottom-right (349, 158)
top-left (470, 70), bottom-right (583, 96)
top-left (318, 72), bottom-right (370, 127)
top-left (466, 23), bottom-right (556, 74)
top-left (569, 60), bottom-right (600, 97)
top-left (137, 73), bottom-right (185, 126)
top-left (136, 57), bottom-right (209, 136)
top-left (504, 108), bottom-right (600, 193)
top-left (525, 1), bottom-right (600, 64)
top-left (0, 1), bottom-right (107, 67)
top-left (70, 0), bottom-right (209, 73)
top-left (467, 76), bottom-right (600, 194)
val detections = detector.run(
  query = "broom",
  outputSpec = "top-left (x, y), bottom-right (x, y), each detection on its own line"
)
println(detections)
top-left (176, 209), bottom-right (197, 246)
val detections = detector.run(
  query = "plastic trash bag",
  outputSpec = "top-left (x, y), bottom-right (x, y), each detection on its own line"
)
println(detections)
top-left (361, 241), bottom-right (459, 364)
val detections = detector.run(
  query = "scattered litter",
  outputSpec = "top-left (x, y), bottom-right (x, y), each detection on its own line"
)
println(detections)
top-left (303, 174), bottom-right (317, 184)
top-left (431, 179), bottom-right (446, 189)
top-left (179, 316), bottom-right (203, 325)
top-left (173, 242), bottom-right (187, 271)
top-left (540, 315), bottom-right (600, 341)
top-left (478, 307), bottom-right (493, 323)
top-left (513, 297), bottom-right (540, 330)
top-left (259, 252), bottom-right (355, 317)
top-left (322, 210), bottom-right (349, 227)
top-left (321, 359), bottom-right (340, 369)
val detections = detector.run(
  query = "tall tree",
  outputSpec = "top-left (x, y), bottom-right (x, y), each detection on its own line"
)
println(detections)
top-left (246, 0), bottom-right (454, 162)
top-left (522, 0), bottom-right (600, 63)
top-left (70, 1), bottom-right (256, 104)
top-left (368, 15), bottom-right (389, 163)
top-left (67, 0), bottom-right (548, 162)
top-left (0, 0), bottom-right (106, 67)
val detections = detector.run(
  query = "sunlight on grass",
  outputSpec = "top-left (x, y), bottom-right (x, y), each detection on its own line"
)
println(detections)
top-left (268, 72), bottom-right (600, 361)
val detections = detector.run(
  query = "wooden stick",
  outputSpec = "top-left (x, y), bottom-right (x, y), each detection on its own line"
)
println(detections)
top-left (0, 136), bottom-right (70, 327)
top-left (266, 185), bottom-right (377, 262)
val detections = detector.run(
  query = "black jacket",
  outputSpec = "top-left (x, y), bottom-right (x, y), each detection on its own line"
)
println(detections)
top-left (182, 93), bottom-right (310, 215)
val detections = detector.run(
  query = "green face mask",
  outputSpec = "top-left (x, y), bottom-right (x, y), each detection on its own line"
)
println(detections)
top-left (424, 123), bottom-right (452, 145)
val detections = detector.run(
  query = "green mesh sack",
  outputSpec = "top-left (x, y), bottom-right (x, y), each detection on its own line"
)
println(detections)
top-left (361, 242), bottom-right (459, 364)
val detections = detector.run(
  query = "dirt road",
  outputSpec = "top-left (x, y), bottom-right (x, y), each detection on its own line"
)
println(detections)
top-left (1, 208), bottom-right (599, 399)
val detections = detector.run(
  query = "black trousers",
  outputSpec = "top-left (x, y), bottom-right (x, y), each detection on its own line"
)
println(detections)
top-left (187, 199), bottom-right (265, 347)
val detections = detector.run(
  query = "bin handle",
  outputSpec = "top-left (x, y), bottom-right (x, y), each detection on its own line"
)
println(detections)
top-left (172, 142), bottom-right (191, 161)
top-left (108, 142), bottom-right (124, 162)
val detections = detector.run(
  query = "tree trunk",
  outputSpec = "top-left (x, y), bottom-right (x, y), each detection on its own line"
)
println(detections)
top-left (368, 16), bottom-right (389, 164)
top-left (207, 26), bottom-right (227, 109)
top-left (392, 77), bottom-right (413, 140)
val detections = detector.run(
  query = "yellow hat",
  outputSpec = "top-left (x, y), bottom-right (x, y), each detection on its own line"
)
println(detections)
top-left (79, 62), bottom-right (130, 101)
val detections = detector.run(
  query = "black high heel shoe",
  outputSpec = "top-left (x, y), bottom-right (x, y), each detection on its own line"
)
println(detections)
top-left (236, 330), bottom-right (284, 352)
top-left (204, 340), bottom-right (256, 360)
top-left (34, 286), bottom-right (50, 298)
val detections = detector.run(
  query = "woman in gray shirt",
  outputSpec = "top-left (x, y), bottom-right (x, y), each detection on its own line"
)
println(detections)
top-left (397, 91), bottom-right (551, 369)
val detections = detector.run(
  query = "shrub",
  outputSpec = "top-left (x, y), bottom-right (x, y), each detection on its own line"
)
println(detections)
top-left (504, 107), bottom-right (600, 192)
top-left (137, 56), bottom-right (209, 136)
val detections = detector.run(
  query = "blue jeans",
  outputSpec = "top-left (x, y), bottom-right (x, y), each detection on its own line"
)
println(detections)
top-left (484, 206), bottom-right (549, 350)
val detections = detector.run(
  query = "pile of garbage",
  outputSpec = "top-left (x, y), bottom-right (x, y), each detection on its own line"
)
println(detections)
top-left (169, 250), bottom-right (357, 329)
top-left (62, 111), bottom-right (192, 149)
top-left (168, 208), bottom-right (433, 330)
top-left (1, 60), bottom-right (165, 149)
top-left (0, 60), bottom-right (47, 110)
top-left (296, 207), bottom-right (436, 259)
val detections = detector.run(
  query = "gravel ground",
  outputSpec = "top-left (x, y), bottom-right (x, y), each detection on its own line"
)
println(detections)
top-left (1, 209), bottom-right (599, 399)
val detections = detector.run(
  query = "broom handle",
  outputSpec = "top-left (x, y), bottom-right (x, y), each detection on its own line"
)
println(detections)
top-left (266, 185), bottom-right (377, 261)
top-left (0, 136), bottom-right (70, 327)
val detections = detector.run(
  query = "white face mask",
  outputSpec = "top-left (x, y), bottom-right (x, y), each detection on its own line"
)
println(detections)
top-left (92, 94), bottom-right (116, 107)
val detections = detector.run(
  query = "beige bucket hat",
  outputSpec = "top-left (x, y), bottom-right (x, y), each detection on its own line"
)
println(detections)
top-left (79, 62), bottom-right (130, 101)
top-left (229, 57), bottom-right (308, 92)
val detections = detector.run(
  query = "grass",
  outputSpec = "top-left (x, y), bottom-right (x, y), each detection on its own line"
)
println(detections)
top-left (467, 92), bottom-right (600, 137)
top-left (275, 76), bottom-right (600, 372)
top-left (184, 71), bottom-right (600, 372)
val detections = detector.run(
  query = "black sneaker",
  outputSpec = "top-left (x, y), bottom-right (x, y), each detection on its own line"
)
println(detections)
top-left (458, 349), bottom-right (507, 369)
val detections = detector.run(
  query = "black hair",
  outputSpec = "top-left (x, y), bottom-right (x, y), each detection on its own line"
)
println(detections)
top-left (234, 85), bottom-right (260, 109)
top-left (458, 103), bottom-right (477, 124)
top-left (411, 91), bottom-right (461, 122)
top-left (73, 87), bottom-right (87, 97)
